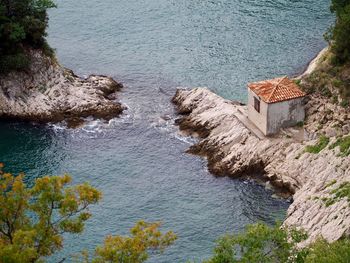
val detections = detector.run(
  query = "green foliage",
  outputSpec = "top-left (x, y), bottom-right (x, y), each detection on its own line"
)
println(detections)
top-left (305, 135), bottom-right (330, 154)
top-left (328, 0), bottom-right (350, 64)
top-left (323, 181), bottom-right (350, 207)
top-left (303, 0), bottom-right (350, 102)
top-left (329, 135), bottom-right (350, 156)
top-left (0, 0), bottom-right (56, 73)
top-left (294, 79), bottom-right (301, 87)
top-left (320, 85), bottom-right (332, 98)
top-left (296, 121), bottom-right (304, 128)
top-left (301, 57), bottom-right (350, 102)
top-left (305, 238), bottom-right (350, 263)
top-left (204, 222), bottom-right (308, 263)
top-left (0, 164), bottom-right (176, 262)
top-left (0, 52), bottom-right (30, 72)
top-left (78, 221), bottom-right (177, 263)
top-left (0, 163), bottom-right (101, 262)
top-left (205, 222), bottom-right (350, 263)
top-left (340, 99), bottom-right (349, 108)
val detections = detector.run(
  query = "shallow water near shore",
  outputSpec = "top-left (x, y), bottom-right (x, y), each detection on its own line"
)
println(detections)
top-left (0, 0), bottom-right (332, 262)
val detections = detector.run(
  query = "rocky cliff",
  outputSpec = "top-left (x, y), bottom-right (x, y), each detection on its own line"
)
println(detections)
top-left (172, 87), bottom-right (350, 244)
top-left (0, 49), bottom-right (125, 127)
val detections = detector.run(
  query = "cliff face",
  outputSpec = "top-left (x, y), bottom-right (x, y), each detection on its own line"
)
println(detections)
top-left (0, 49), bottom-right (125, 127)
top-left (172, 87), bottom-right (350, 244)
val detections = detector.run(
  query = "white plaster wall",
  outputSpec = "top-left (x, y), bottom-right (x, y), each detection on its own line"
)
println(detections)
top-left (267, 97), bottom-right (305, 135)
top-left (247, 88), bottom-right (268, 135)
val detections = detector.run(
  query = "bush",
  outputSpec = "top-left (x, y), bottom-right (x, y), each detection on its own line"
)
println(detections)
top-left (204, 222), bottom-right (308, 263)
top-left (204, 174), bottom-right (350, 263)
top-left (0, 53), bottom-right (30, 73)
top-left (328, 0), bottom-right (350, 64)
top-left (305, 238), bottom-right (350, 263)
top-left (205, 222), bottom-right (350, 263)
top-left (0, 0), bottom-right (56, 74)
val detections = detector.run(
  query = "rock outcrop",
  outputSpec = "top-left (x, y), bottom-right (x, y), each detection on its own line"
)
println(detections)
top-left (172, 87), bottom-right (350, 244)
top-left (0, 49), bottom-right (125, 127)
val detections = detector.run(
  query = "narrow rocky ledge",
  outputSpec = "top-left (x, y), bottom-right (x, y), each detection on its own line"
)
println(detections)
top-left (0, 49), bottom-right (125, 127)
top-left (172, 87), bottom-right (350, 244)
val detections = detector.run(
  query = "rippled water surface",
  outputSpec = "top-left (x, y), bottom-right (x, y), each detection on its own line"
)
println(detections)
top-left (0, 0), bottom-right (332, 262)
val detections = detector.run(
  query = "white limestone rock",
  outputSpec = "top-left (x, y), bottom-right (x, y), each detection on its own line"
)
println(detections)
top-left (0, 49), bottom-right (125, 127)
top-left (173, 87), bottom-right (350, 245)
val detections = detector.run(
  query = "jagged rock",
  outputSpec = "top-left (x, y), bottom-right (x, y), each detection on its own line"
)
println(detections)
top-left (325, 127), bottom-right (337, 137)
top-left (173, 87), bottom-right (350, 245)
top-left (0, 49), bottom-right (125, 125)
top-left (343, 124), bottom-right (350, 134)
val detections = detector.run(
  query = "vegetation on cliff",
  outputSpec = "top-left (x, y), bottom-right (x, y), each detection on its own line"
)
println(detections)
top-left (304, 135), bottom-right (330, 154)
top-left (329, 135), bottom-right (350, 156)
top-left (327, 0), bottom-right (350, 64)
top-left (302, 134), bottom-right (350, 156)
top-left (204, 223), bottom-right (350, 263)
top-left (301, 0), bottom-right (350, 105)
top-left (0, 0), bottom-right (56, 73)
top-left (203, 168), bottom-right (350, 263)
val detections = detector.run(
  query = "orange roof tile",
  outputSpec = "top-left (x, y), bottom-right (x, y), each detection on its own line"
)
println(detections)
top-left (248, 76), bottom-right (306, 103)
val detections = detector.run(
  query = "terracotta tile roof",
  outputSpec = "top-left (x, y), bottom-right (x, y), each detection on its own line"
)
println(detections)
top-left (248, 76), bottom-right (306, 103)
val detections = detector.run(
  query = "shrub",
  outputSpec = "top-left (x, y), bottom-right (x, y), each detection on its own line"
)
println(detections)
top-left (204, 222), bottom-right (308, 263)
top-left (0, 53), bottom-right (30, 73)
top-left (305, 238), bottom-right (350, 263)
top-left (0, 0), bottom-right (56, 73)
top-left (328, 0), bottom-right (350, 64)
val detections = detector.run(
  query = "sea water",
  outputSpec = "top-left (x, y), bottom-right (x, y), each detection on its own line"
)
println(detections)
top-left (0, 0), bottom-right (332, 262)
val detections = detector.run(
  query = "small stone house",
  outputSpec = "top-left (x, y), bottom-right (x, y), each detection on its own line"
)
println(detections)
top-left (247, 76), bottom-right (306, 136)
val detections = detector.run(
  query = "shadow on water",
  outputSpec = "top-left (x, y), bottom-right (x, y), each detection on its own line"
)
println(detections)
top-left (0, 121), bottom-right (67, 180)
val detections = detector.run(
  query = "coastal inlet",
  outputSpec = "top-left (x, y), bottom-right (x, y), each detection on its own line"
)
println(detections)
top-left (0, 0), bottom-right (333, 262)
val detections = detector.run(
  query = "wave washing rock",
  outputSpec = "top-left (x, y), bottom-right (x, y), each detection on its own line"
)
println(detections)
top-left (172, 87), bottom-right (350, 244)
top-left (0, 49), bottom-right (125, 127)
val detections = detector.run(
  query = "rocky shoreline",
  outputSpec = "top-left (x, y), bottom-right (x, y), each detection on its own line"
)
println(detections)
top-left (172, 51), bottom-right (350, 244)
top-left (0, 49), bottom-right (125, 127)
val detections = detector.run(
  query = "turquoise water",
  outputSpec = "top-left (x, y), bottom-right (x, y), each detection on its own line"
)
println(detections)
top-left (0, 0), bottom-right (332, 262)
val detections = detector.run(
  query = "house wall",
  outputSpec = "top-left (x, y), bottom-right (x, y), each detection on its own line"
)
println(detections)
top-left (266, 97), bottom-right (305, 135)
top-left (247, 88), bottom-right (268, 135)
top-left (247, 88), bottom-right (305, 136)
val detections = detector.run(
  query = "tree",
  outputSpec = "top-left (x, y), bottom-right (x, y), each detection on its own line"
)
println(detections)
top-left (77, 221), bottom-right (177, 263)
top-left (204, 222), bottom-right (350, 263)
top-left (204, 222), bottom-right (308, 263)
top-left (0, 163), bottom-right (101, 262)
top-left (0, 0), bottom-right (56, 73)
top-left (305, 238), bottom-right (350, 263)
top-left (327, 0), bottom-right (350, 63)
top-left (0, 164), bottom-right (176, 262)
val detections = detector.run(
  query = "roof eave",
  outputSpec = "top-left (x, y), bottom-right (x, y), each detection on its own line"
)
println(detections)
top-left (263, 94), bottom-right (306, 104)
